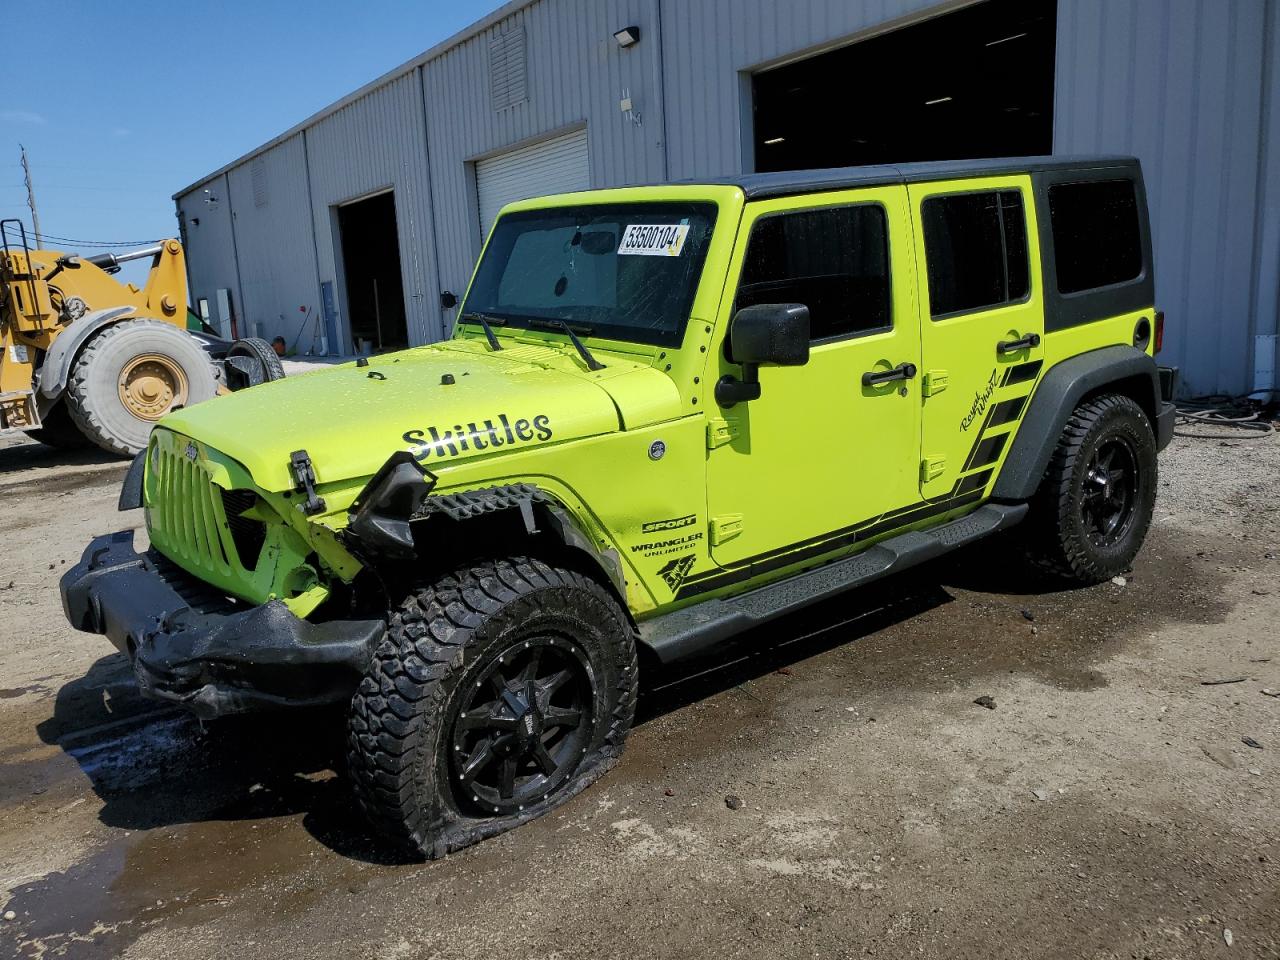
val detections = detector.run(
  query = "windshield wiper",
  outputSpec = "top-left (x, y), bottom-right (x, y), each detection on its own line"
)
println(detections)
top-left (459, 311), bottom-right (504, 351)
top-left (529, 318), bottom-right (606, 371)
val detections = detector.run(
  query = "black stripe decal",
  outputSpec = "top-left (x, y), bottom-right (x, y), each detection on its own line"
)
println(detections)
top-left (986, 394), bottom-right (1027, 428)
top-left (964, 432), bottom-right (1008, 471)
top-left (1001, 360), bottom-right (1043, 387)
top-left (956, 468), bottom-right (994, 496)
top-left (675, 489), bottom-right (985, 601)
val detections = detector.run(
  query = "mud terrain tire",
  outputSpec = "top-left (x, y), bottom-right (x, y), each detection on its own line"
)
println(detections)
top-left (1023, 393), bottom-right (1157, 583)
top-left (347, 557), bottom-right (638, 860)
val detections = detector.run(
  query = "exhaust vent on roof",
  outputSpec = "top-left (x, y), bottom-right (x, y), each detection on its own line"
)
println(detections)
top-left (489, 27), bottom-right (528, 111)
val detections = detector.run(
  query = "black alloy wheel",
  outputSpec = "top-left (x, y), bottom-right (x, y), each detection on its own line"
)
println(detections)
top-left (1080, 436), bottom-right (1139, 547)
top-left (450, 636), bottom-right (594, 815)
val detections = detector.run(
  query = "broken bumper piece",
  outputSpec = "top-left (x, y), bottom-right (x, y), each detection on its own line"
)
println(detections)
top-left (60, 531), bottom-right (384, 718)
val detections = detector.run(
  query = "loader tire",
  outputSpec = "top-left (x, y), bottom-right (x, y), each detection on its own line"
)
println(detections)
top-left (24, 399), bottom-right (90, 450)
top-left (347, 557), bottom-right (638, 860)
top-left (224, 337), bottom-right (286, 390)
top-left (66, 319), bottom-right (217, 457)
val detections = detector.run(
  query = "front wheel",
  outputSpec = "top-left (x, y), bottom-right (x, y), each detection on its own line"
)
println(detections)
top-left (347, 557), bottom-right (638, 859)
top-left (66, 319), bottom-right (217, 456)
top-left (1022, 393), bottom-right (1158, 583)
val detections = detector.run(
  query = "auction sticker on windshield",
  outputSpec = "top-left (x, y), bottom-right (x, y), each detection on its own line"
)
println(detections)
top-left (618, 223), bottom-right (690, 257)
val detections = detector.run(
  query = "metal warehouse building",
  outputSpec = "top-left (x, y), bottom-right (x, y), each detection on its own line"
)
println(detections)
top-left (175, 0), bottom-right (1280, 397)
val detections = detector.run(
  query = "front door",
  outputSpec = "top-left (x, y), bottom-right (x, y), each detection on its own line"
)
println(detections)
top-left (705, 186), bottom-right (922, 570)
top-left (909, 177), bottom-right (1045, 503)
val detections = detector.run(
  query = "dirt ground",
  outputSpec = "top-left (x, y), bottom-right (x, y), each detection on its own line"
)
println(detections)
top-left (1, 421), bottom-right (1278, 960)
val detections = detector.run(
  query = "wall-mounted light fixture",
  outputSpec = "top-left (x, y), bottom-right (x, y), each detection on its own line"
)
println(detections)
top-left (202, 188), bottom-right (219, 206)
top-left (613, 25), bottom-right (640, 48)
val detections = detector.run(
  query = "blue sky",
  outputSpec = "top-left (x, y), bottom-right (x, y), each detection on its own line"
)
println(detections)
top-left (1, 0), bottom-right (501, 280)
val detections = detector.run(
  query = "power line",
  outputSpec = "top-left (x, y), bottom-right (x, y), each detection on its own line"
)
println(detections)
top-left (0, 221), bottom-right (164, 248)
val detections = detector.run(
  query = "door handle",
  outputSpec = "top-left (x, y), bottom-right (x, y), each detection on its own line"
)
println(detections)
top-left (997, 332), bottom-right (1041, 355)
top-left (861, 362), bottom-right (917, 387)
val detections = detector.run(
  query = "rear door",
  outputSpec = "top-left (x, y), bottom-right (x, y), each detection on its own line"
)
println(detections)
top-left (704, 186), bottom-right (922, 570)
top-left (910, 177), bottom-right (1044, 503)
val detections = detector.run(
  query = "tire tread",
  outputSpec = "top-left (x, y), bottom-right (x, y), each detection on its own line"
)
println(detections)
top-left (347, 558), bottom-right (637, 859)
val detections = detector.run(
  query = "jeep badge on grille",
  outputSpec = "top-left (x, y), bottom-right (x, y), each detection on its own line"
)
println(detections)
top-left (184, 442), bottom-right (198, 461)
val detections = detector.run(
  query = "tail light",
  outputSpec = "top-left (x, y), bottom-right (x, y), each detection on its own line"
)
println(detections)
top-left (1153, 311), bottom-right (1165, 354)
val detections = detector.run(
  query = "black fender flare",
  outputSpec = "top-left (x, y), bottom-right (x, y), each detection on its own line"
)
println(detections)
top-left (992, 345), bottom-right (1163, 503)
top-left (344, 457), bottom-right (627, 600)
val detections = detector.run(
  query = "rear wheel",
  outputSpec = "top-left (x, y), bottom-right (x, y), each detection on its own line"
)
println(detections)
top-left (1023, 393), bottom-right (1157, 583)
top-left (347, 557), bottom-right (638, 859)
top-left (66, 319), bottom-right (217, 457)
top-left (224, 337), bottom-right (286, 390)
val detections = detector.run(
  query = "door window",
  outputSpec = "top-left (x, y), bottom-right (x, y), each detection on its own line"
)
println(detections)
top-left (921, 190), bottom-right (1028, 318)
top-left (735, 204), bottom-right (891, 342)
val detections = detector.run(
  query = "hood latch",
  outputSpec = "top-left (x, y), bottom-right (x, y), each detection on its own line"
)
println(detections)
top-left (289, 449), bottom-right (326, 516)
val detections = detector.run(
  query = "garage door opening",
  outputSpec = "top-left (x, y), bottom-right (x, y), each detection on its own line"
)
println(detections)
top-left (753, 0), bottom-right (1057, 173)
top-left (475, 129), bottom-right (590, 239)
top-left (337, 191), bottom-right (408, 352)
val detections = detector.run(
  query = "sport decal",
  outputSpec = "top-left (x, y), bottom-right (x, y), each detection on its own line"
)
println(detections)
top-left (403, 414), bottom-right (552, 461)
top-left (641, 514), bottom-right (696, 534)
top-left (657, 555), bottom-right (696, 592)
top-left (617, 223), bottom-right (690, 257)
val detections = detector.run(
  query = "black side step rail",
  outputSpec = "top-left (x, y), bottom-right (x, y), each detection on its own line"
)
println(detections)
top-left (638, 503), bottom-right (1028, 664)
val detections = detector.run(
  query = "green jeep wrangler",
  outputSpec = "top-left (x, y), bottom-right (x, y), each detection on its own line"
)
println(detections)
top-left (62, 156), bottom-right (1177, 858)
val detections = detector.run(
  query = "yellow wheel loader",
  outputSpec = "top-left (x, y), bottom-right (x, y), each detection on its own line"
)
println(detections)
top-left (0, 220), bottom-right (284, 457)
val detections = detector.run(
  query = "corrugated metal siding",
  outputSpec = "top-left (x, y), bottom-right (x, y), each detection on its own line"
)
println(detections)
top-left (1256, 0), bottom-right (1280, 391)
top-left (304, 72), bottom-right (442, 350)
top-left (657, 0), bottom-right (957, 180)
top-left (475, 128), bottom-right (590, 234)
top-left (224, 134), bottom-right (320, 344)
top-left (422, 0), bottom-right (668, 316)
top-left (176, 0), bottom-right (1277, 392)
top-left (1055, 0), bottom-right (1276, 396)
top-left (175, 174), bottom-right (241, 335)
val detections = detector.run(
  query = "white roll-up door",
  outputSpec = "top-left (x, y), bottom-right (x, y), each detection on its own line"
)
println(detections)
top-left (475, 129), bottom-right (590, 238)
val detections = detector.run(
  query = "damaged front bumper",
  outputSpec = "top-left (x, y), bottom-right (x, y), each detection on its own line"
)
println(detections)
top-left (60, 531), bottom-right (384, 718)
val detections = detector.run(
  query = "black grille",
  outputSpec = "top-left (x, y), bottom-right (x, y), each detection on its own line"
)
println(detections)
top-left (219, 489), bottom-right (267, 571)
top-left (146, 551), bottom-right (238, 615)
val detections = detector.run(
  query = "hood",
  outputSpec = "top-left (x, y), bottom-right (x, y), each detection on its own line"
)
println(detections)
top-left (157, 339), bottom-right (679, 492)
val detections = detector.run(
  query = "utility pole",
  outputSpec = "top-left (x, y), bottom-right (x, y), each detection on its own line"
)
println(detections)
top-left (19, 144), bottom-right (42, 247)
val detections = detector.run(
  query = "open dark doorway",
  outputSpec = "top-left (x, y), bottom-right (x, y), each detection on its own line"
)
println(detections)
top-left (337, 191), bottom-right (408, 352)
top-left (753, 0), bottom-right (1057, 173)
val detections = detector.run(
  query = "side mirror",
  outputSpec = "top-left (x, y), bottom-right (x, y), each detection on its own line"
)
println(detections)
top-left (716, 303), bottom-right (810, 407)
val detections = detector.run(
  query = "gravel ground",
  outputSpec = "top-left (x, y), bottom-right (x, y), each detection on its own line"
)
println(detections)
top-left (0, 421), bottom-right (1277, 960)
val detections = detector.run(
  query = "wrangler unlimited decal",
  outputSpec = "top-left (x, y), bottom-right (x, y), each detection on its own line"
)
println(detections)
top-left (403, 414), bottom-right (552, 461)
top-left (631, 531), bottom-right (704, 557)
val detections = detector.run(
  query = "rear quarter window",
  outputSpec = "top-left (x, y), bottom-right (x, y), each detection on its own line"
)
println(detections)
top-left (1048, 179), bottom-right (1142, 294)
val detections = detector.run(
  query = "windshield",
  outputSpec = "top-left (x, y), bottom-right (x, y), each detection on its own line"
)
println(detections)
top-left (461, 201), bottom-right (717, 347)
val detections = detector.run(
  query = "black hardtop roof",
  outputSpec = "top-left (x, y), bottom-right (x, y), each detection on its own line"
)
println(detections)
top-left (683, 155), bottom-right (1140, 199)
